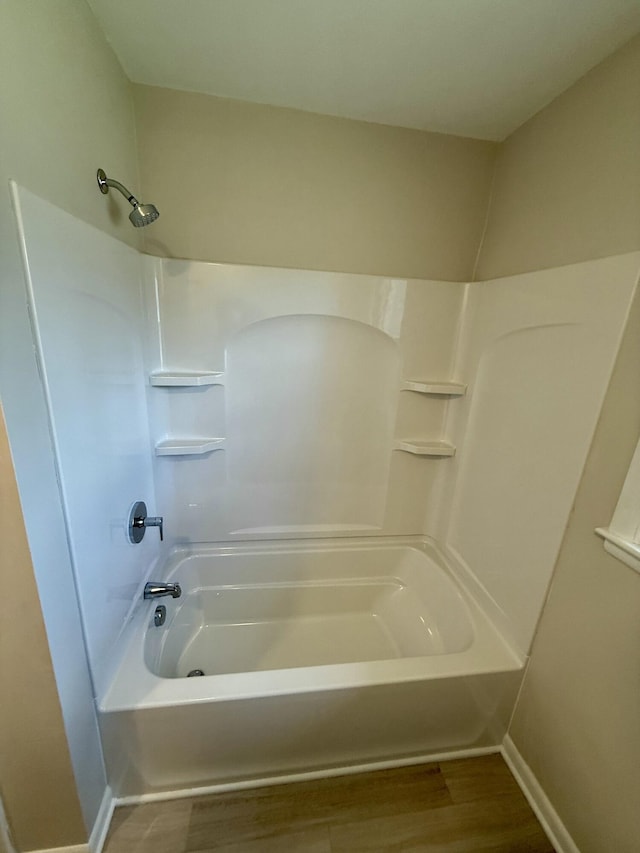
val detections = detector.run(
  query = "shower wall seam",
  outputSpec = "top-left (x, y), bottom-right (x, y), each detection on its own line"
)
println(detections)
top-left (470, 149), bottom-right (500, 283)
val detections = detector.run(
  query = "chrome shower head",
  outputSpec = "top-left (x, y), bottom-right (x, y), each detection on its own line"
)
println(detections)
top-left (129, 202), bottom-right (160, 228)
top-left (96, 168), bottom-right (159, 228)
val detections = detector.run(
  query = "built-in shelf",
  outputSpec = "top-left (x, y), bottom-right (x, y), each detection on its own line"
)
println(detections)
top-left (393, 440), bottom-right (456, 457)
top-left (155, 438), bottom-right (226, 457)
top-left (595, 527), bottom-right (640, 576)
top-left (401, 380), bottom-right (466, 396)
top-left (150, 371), bottom-right (225, 387)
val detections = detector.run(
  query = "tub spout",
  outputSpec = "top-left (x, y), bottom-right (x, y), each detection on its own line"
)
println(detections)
top-left (144, 582), bottom-right (181, 600)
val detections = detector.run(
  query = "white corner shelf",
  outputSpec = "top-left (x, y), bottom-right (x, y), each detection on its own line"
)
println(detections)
top-left (150, 371), bottom-right (225, 387)
top-left (401, 380), bottom-right (466, 396)
top-left (595, 527), bottom-right (640, 575)
top-left (155, 438), bottom-right (226, 457)
top-left (393, 439), bottom-right (456, 457)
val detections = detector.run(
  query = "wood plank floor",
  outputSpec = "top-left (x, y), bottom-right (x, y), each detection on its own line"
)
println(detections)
top-left (103, 754), bottom-right (555, 852)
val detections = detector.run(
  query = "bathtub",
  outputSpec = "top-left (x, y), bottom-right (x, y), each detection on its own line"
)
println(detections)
top-left (100, 537), bottom-right (524, 797)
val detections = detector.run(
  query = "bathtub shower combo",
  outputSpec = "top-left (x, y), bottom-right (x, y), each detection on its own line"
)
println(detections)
top-left (13, 183), bottom-right (640, 797)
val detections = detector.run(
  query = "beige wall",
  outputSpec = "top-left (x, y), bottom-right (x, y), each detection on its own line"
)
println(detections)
top-left (0, 0), bottom-right (140, 248)
top-left (476, 35), bottom-right (640, 852)
top-left (133, 84), bottom-right (497, 281)
top-left (477, 33), bottom-right (640, 280)
top-left (0, 406), bottom-right (86, 851)
top-left (0, 0), bottom-right (142, 846)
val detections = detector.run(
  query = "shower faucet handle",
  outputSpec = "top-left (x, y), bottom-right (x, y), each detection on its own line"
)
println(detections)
top-left (128, 501), bottom-right (163, 543)
top-left (142, 515), bottom-right (164, 541)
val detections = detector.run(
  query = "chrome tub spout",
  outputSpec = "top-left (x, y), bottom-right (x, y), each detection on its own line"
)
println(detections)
top-left (144, 582), bottom-right (181, 600)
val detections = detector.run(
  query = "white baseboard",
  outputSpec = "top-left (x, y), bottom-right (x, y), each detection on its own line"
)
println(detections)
top-left (88, 785), bottom-right (115, 853)
top-left (501, 735), bottom-right (580, 853)
top-left (115, 744), bottom-right (500, 805)
top-left (32, 846), bottom-right (89, 853)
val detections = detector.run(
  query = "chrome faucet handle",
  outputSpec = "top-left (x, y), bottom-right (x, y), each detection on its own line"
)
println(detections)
top-left (142, 515), bottom-right (164, 541)
top-left (128, 501), bottom-right (164, 543)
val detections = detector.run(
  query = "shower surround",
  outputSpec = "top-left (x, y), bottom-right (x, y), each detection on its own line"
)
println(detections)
top-left (144, 256), bottom-right (465, 544)
top-left (13, 184), bottom-right (640, 797)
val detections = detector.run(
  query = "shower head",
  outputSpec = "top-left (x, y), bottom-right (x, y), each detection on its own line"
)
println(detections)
top-left (96, 168), bottom-right (159, 228)
top-left (128, 202), bottom-right (160, 228)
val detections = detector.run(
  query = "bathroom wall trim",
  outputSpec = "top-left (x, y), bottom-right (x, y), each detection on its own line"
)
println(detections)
top-left (31, 846), bottom-right (89, 853)
top-left (88, 786), bottom-right (115, 853)
top-left (501, 736), bottom-right (579, 853)
top-left (27, 783), bottom-right (114, 853)
top-left (113, 745), bottom-right (500, 806)
top-left (27, 784), bottom-right (114, 853)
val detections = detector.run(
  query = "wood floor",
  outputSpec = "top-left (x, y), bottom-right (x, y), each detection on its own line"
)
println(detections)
top-left (103, 754), bottom-right (555, 852)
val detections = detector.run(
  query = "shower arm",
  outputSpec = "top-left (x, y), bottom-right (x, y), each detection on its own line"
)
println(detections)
top-left (96, 169), bottom-right (139, 206)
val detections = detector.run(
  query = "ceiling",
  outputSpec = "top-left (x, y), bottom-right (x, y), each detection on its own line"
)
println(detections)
top-left (88, 0), bottom-right (640, 141)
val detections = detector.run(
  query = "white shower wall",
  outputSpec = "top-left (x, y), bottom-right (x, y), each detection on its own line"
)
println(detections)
top-left (144, 252), bottom-right (640, 656)
top-left (144, 257), bottom-right (467, 544)
top-left (444, 253), bottom-right (640, 654)
top-left (14, 186), bottom-right (162, 700)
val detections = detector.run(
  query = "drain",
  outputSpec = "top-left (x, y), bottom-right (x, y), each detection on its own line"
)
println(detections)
top-left (187, 669), bottom-right (205, 677)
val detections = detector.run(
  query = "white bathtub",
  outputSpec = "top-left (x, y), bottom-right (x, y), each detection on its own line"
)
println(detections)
top-left (100, 537), bottom-right (524, 797)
